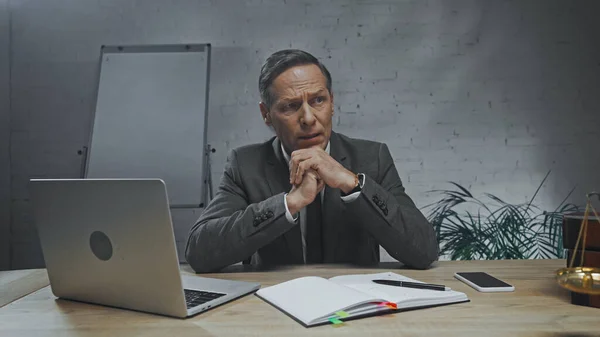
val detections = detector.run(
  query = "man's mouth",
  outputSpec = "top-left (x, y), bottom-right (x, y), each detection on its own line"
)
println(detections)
top-left (299, 133), bottom-right (320, 140)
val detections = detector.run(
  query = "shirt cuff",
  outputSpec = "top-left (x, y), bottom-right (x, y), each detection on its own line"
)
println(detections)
top-left (340, 191), bottom-right (361, 203)
top-left (283, 193), bottom-right (298, 223)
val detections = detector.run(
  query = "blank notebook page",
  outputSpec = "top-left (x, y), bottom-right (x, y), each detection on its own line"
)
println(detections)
top-left (330, 272), bottom-right (466, 307)
top-left (256, 276), bottom-right (379, 324)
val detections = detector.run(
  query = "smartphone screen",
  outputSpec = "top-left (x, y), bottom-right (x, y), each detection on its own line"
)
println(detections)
top-left (455, 272), bottom-right (512, 288)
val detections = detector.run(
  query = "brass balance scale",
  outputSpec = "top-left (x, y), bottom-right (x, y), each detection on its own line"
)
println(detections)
top-left (556, 192), bottom-right (600, 295)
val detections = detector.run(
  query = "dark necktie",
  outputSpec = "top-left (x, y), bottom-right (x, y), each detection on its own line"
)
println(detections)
top-left (305, 196), bottom-right (323, 263)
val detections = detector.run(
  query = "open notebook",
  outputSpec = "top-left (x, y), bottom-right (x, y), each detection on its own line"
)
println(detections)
top-left (256, 272), bottom-right (469, 327)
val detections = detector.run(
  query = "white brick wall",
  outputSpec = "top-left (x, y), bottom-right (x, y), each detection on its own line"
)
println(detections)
top-left (5, 0), bottom-right (600, 268)
top-left (0, 0), bottom-right (10, 271)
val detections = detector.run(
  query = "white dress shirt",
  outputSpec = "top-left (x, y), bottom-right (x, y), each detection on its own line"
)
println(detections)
top-left (281, 142), bottom-right (362, 263)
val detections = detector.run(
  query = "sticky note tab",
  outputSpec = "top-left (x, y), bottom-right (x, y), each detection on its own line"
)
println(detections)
top-left (378, 302), bottom-right (397, 309)
top-left (335, 311), bottom-right (349, 318)
top-left (329, 317), bottom-right (343, 325)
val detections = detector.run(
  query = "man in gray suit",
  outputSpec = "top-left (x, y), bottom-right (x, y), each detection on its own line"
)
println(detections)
top-left (185, 49), bottom-right (438, 273)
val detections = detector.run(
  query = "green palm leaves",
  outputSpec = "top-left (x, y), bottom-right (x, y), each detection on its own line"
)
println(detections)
top-left (424, 171), bottom-right (580, 260)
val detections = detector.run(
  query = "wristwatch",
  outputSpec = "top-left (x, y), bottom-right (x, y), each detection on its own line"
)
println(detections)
top-left (341, 173), bottom-right (365, 196)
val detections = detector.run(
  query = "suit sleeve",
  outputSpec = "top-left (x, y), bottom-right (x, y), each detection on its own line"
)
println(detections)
top-left (345, 143), bottom-right (439, 269)
top-left (184, 149), bottom-right (297, 273)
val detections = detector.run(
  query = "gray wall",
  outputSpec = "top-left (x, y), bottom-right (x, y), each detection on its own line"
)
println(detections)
top-left (0, 0), bottom-right (10, 271)
top-left (5, 0), bottom-right (600, 269)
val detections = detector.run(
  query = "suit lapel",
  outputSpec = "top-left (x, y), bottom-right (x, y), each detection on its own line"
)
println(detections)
top-left (265, 137), bottom-right (303, 263)
top-left (322, 132), bottom-right (351, 262)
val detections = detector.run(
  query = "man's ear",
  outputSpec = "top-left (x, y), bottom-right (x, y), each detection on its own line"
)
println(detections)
top-left (330, 92), bottom-right (335, 115)
top-left (259, 102), bottom-right (271, 126)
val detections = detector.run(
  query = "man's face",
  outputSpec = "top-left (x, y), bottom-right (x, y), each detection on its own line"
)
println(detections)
top-left (260, 64), bottom-right (334, 154)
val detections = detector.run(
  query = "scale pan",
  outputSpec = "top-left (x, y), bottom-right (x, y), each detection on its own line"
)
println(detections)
top-left (556, 267), bottom-right (600, 295)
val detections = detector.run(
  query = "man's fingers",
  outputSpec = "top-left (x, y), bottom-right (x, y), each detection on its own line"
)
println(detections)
top-left (289, 160), bottom-right (297, 184)
top-left (305, 168), bottom-right (318, 179)
top-left (289, 155), bottom-right (302, 185)
top-left (296, 161), bottom-right (307, 185)
top-left (305, 169), bottom-right (321, 190)
top-left (316, 177), bottom-right (325, 193)
top-left (289, 151), bottom-right (311, 184)
top-left (296, 159), bottom-right (318, 185)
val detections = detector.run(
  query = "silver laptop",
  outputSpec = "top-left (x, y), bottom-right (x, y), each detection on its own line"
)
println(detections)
top-left (29, 178), bottom-right (260, 318)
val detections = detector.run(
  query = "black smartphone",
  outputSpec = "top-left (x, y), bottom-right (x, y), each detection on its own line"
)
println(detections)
top-left (454, 272), bottom-right (514, 292)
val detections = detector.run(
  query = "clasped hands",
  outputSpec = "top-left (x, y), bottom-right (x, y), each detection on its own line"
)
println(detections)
top-left (285, 147), bottom-right (358, 215)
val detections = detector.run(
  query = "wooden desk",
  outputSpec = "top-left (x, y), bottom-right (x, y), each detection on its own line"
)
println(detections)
top-left (1, 259), bottom-right (599, 337)
top-left (0, 269), bottom-right (49, 308)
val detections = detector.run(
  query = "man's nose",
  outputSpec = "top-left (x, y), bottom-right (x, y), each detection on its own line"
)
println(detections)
top-left (300, 102), bottom-right (316, 126)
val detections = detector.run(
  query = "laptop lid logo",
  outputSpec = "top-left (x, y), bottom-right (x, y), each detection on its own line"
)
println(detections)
top-left (90, 231), bottom-right (113, 261)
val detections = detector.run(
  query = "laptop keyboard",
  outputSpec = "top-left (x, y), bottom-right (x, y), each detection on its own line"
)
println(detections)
top-left (184, 289), bottom-right (226, 309)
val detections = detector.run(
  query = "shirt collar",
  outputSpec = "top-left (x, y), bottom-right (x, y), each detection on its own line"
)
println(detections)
top-left (281, 141), bottom-right (330, 166)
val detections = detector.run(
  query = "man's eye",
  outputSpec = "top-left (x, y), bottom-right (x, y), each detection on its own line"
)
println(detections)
top-left (285, 103), bottom-right (299, 110)
top-left (314, 96), bottom-right (325, 104)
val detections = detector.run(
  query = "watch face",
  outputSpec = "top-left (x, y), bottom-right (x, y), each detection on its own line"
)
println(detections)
top-left (358, 173), bottom-right (365, 188)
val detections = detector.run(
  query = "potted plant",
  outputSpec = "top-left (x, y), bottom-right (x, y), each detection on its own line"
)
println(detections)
top-left (424, 171), bottom-right (580, 260)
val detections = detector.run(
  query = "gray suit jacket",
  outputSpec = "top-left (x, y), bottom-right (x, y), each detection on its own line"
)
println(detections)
top-left (185, 132), bottom-right (439, 273)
